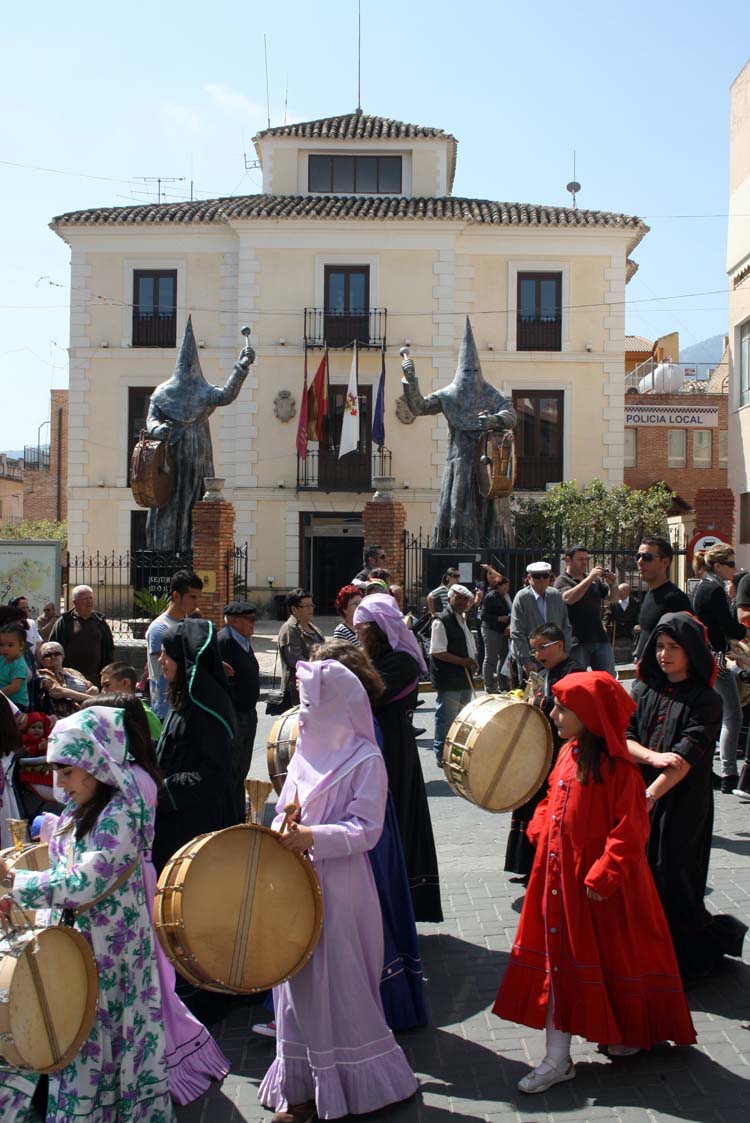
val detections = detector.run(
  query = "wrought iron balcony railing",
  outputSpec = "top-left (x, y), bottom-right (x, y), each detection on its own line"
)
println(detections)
top-left (304, 308), bottom-right (387, 350)
top-left (297, 446), bottom-right (392, 491)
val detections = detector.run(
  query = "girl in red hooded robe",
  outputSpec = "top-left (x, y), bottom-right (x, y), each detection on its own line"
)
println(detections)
top-left (493, 671), bottom-right (695, 1095)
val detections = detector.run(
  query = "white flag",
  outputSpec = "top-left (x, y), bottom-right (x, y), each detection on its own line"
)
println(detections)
top-left (338, 343), bottom-right (360, 458)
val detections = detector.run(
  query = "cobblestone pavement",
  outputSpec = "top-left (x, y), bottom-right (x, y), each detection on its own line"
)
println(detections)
top-left (176, 693), bottom-right (750, 1123)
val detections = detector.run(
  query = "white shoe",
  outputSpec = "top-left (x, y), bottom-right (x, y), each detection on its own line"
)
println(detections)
top-left (252, 1020), bottom-right (276, 1038)
top-left (517, 1056), bottom-right (575, 1093)
top-left (607, 1044), bottom-right (640, 1057)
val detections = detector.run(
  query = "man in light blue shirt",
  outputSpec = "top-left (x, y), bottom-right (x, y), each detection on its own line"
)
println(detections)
top-left (145, 570), bottom-right (203, 719)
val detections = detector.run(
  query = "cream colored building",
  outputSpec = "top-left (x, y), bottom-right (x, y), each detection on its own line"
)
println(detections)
top-left (728, 62), bottom-right (750, 568)
top-left (52, 111), bottom-right (647, 607)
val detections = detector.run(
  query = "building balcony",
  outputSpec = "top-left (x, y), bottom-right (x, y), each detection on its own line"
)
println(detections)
top-left (517, 315), bottom-right (562, 352)
top-left (297, 446), bottom-right (392, 491)
top-left (304, 308), bottom-right (387, 350)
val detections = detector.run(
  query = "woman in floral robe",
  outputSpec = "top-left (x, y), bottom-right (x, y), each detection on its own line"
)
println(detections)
top-left (0, 706), bottom-right (175, 1123)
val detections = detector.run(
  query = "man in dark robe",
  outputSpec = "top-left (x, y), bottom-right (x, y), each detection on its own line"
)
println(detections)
top-left (401, 317), bottom-right (516, 546)
top-left (145, 317), bottom-right (255, 554)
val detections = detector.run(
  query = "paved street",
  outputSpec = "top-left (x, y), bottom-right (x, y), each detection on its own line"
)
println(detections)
top-left (176, 691), bottom-right (750, 1123)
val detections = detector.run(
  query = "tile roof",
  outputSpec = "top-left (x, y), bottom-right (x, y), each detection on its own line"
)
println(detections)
top-left (625, 334), bottom-right (654, 352)
top-left (253, 113), bottom-right (454, 142)
top-left (52, 194), bottom-right (648, 247)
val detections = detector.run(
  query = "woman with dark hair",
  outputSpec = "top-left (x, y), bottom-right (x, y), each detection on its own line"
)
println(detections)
top-left (627, 611), bottom-right (747, 980)
top-left (78, 693), bottom-right (231, 1104)
top-left (152, 618), bottom-right (237, 873)
top-left (479, 565), bottom-right (513, 693)
top-left (277, 588), bottom-right (325, 707)
top-left (0, 707), bottom-right (176, 1123)
top-left (311, 639), bottom-right (427, 1030)
top-left (353, 594), bottom-right (443, 923)
top-left (332, 585), bottom-right (363, 645)
top-left (693, 542), bottom-right (747, 793)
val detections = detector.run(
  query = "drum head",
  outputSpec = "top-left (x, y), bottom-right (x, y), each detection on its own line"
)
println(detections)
top-left (266, 706), bottom-right (299, 795)
top-left (169, 824), bottom-right (322, 993)
top-left (444, 694), bottom-right (552, 812)
top-left (5, 927), bottom-right (98, 1073)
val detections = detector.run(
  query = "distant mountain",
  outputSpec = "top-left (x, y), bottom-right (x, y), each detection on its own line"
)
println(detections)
top-left (680, 334), bottom-right (725, 366)
top-left (1, 449), bottom-right (24, 459)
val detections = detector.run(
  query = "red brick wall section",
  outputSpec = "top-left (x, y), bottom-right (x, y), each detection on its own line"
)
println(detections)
top-left (623, 392), bottom-right (727, 508)
top-left (693, 488), bottom-right (736, 544)
top-left (192, 499), bottom-right (236, 628)
top-left (362, 497), bottom-right (407, 588)
top-left (23, 389), bottom-right (69, 522)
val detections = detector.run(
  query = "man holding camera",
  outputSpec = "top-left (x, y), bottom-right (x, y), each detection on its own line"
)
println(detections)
top-left (554, 545), bottom-right (620, 676)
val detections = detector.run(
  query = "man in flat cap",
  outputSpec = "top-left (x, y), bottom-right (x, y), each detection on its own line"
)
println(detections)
top-left (430, 583), bottom-right (478, 767)
top-left (510, 563), bottom-right (572, 684)
top-left (218, 600), bottom-right (260, 819)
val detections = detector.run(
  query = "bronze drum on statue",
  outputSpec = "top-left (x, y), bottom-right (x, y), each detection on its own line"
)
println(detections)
top-left (476, 429), bottom-right (516, 499)
top-left (267, 706), bottom-right (299, 795)
top-left (442, 693), bottom-right (553, 812)
top-left (154, 823), bottom-right (323, 994)
top-left (0, 841), bottom-right (98, 1075)
top-left (130, 430), bottom-right (174, 509)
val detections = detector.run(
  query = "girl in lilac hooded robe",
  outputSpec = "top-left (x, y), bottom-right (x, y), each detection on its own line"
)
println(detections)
top-left (258, 660), bottom-right (418, 1121)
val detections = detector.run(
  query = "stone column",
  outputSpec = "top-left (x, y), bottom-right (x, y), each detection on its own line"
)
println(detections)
top-left (361, 476), bottom-right (407, 587)
top-left (693, 487), bottom-right (735, 545)
top-left (192, 477), bottom-right (236, 628)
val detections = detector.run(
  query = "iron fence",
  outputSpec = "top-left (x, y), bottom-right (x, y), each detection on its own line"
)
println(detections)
top-left (63, 550), bottom-right (191, 638)
top-left (227, 542), bottom-right (250, 601)
top-left (402, 527), bottom-right (688, 614)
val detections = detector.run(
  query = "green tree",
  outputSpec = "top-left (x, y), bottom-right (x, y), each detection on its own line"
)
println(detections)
top-left (0, 519), bottom-right (67, 543)
top-left (512, 480), bottom-right (674, 569)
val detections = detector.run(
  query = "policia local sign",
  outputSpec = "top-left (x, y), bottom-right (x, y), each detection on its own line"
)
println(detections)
top-left (624, 403), bottom-right (719, 427)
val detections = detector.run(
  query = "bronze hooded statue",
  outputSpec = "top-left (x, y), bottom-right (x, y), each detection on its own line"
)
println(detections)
top-left (144, 317), bottom-right (255, 553)
top-left (401, 317), bottom-right (516, 545)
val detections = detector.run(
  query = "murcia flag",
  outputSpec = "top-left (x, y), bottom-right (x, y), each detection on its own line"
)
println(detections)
top-left (296, 352), bottom-right (309, 459)
top-left (338, 343), bottom-right (360, 458)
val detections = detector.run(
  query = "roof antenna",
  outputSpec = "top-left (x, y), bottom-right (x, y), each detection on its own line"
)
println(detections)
top-left (566, 149), bottom-right (581, 209)
top-left (264, 34), bottom-right (271, 129)
top-left (284, 76), bottom-right (289, 125)
top-left (356, 0), bottom-right (362, 114)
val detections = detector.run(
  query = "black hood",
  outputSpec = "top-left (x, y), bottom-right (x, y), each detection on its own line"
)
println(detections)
top-left (162, 618), bottom-right (237, 736)
top-left (637, 611), bottom-right (717, 690)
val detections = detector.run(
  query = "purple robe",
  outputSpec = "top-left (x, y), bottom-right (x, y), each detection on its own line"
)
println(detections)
top-left (258, 661), bottom-right (418, 1119)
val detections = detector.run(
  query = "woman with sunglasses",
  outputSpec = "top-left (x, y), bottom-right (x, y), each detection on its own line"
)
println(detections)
top-left (479, 565), bottom-right (512, 693)
top-left (692, 543), bottom-right (747, 794)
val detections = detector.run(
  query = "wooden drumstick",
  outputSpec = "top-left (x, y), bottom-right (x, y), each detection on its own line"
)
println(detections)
top-left (279, 803), bottom-right (298, 836)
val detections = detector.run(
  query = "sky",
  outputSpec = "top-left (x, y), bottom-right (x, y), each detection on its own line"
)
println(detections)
top-left (1, 0), bottom-right (748, 451)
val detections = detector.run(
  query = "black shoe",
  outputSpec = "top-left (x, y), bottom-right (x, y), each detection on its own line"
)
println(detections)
top-left (412, 727), bottom-right (427, 737)
top-left (415, 699), bottom-right (425, 709)
top-left (712, 772), bottom-right (723, 790)
top-left (720, 774), bottom-right (740, 794)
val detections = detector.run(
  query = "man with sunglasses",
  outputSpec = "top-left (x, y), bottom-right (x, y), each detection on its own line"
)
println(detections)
top-left (633, 536), bottom-right (691, 660)
top-left (510, 562), bottom-right (572, 684)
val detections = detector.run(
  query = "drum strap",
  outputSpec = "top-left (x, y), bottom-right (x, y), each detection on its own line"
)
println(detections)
top-left (26, 937), bottom-right (62, 1068)
top-left (74, 859), bottom-right (139, 914)
top-left (229, 832), bottom-right (263, 990)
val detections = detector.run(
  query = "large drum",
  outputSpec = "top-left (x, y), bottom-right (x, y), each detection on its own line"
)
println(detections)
top-left (0, 843), bottom-right (50, 927)
top-left (442, 693), bottom-right (553, 812)
top-left (154, 823), bottom-right (323, 994)
top-left (267, 706), bottom-right (299, 795)
top-left (0, 926), bottom-right (98, 1073)
top-left (130, 431), bottom-right (173, 509)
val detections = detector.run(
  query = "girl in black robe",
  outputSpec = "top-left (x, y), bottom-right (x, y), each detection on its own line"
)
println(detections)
top-left (152, 618), bottom-right (238, 873)
top-left (354, 595), bottom-right (443, 923)
top-left (627, 611), bottom-right (747, 981)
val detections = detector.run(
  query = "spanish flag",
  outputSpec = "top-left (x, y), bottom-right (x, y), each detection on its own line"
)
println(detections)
top-left (307, 350), bottom-right (328, 442)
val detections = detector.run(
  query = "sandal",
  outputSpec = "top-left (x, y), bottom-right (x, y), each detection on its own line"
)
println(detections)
top-left (518, 1056), bottom-right (575, 1094)
top-left (607, 1044), bottom-right (640, 1057)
